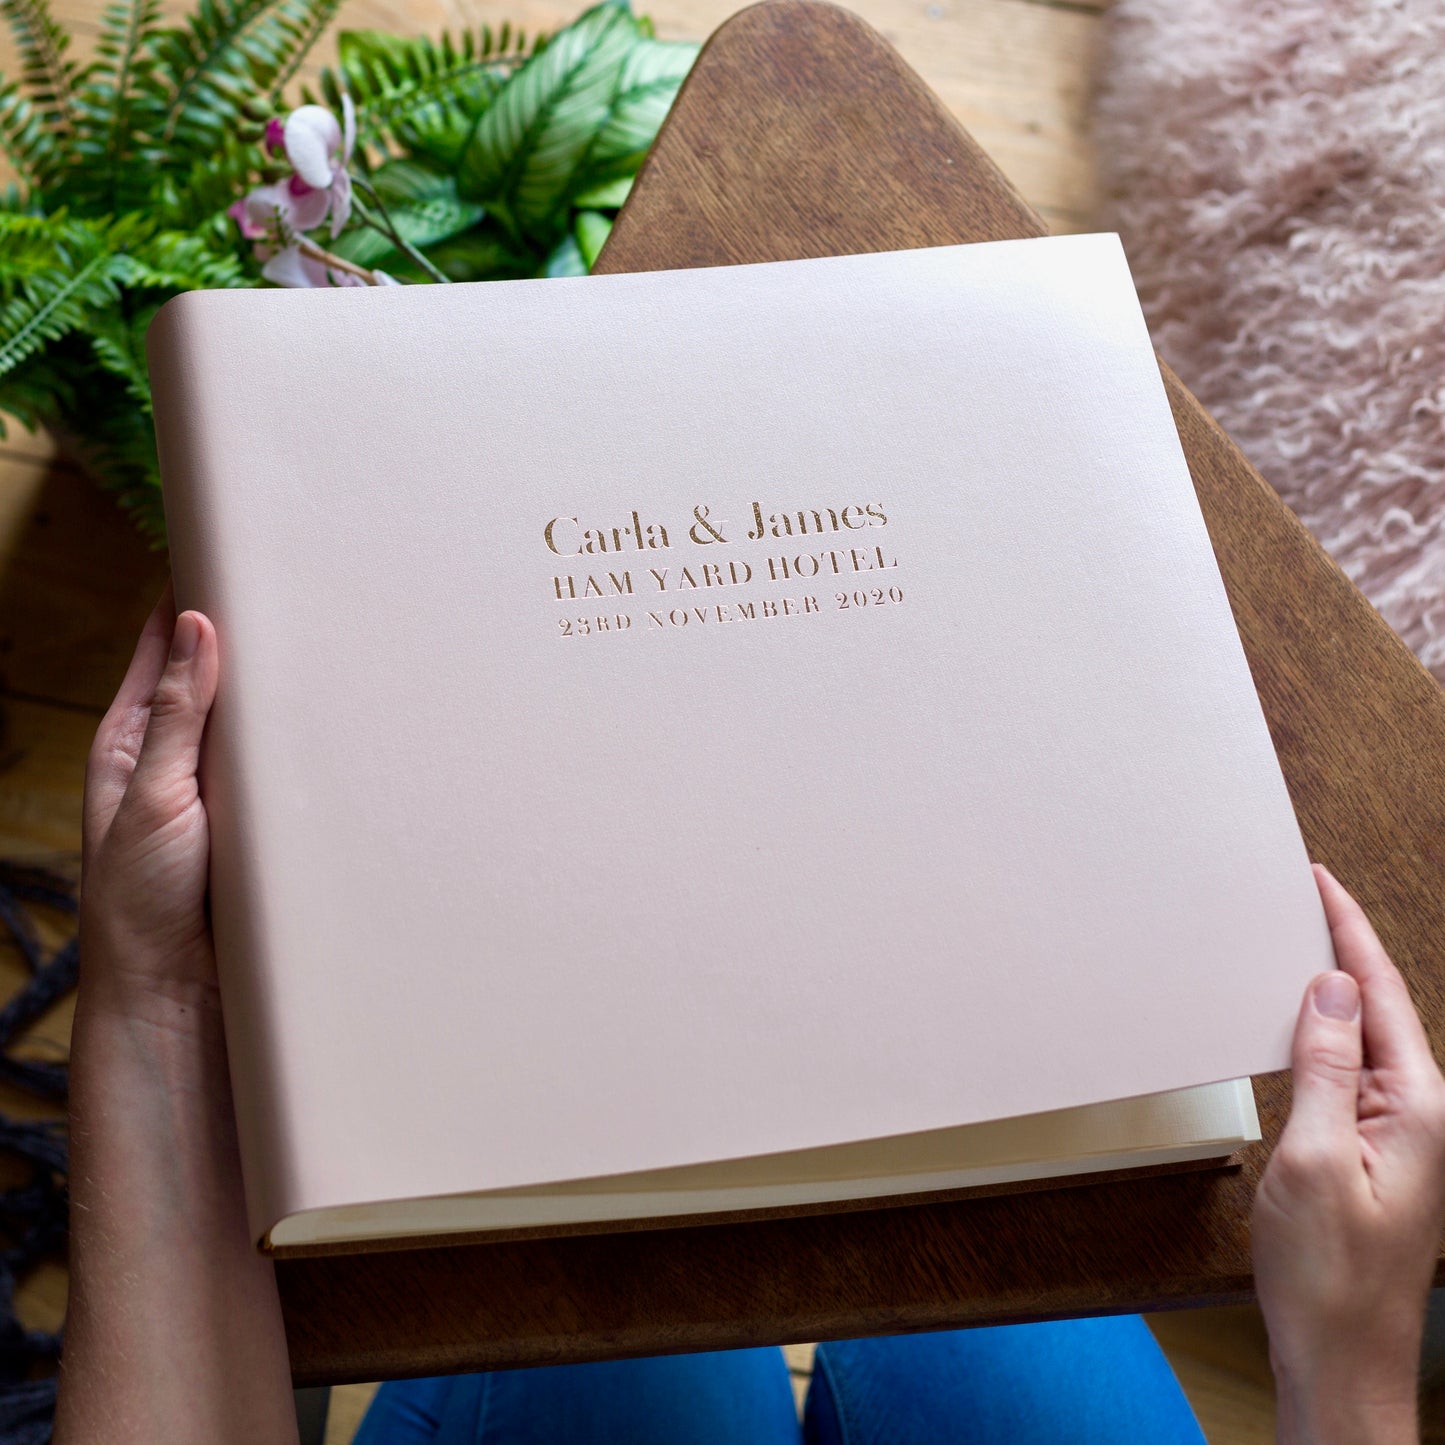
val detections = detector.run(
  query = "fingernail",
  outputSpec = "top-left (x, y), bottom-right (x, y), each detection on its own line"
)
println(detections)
top-left (1314, 971), bottom-right (1359, 1021)
top-left (171, 611), bottom-right (201, 662)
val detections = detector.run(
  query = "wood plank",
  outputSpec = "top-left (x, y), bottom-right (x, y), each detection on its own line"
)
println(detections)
top-left (323, 1384), bottom-right (380, 1444)
top-left (1148, 1306), bottom-right (1276, 1445)
top-left (0, 696), bottom-right (90, 861)
top-left (0, 450), bottom-right (167, 713)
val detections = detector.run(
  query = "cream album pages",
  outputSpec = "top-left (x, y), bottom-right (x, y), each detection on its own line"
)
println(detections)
top-left (145, 234), bottom-right (1333, 1254)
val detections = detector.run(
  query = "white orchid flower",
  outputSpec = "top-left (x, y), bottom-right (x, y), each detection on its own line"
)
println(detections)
top-left (281, 94), bottom-right (356, 239)
top-left (229, 95), bottom-right (383, 287)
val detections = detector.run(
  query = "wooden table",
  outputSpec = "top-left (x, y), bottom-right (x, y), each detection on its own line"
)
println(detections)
top-left (266, 0), bottom-right (1445, 1384)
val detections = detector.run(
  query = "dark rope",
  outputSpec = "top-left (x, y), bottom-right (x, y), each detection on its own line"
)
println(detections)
top-left (0, 864), bottom-right (78, 1445)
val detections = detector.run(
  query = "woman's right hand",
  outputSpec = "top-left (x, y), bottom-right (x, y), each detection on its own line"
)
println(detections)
top-left (1253, 864), bottom-right (1445, 1445)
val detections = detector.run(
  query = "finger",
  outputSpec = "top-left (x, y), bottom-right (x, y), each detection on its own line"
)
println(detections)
top-left (83, 584), bottom-right (179, 868)
top-left (1312, 864), bottom-right (1437, 1079)
top-left (1283, 969), bottom-right (1364, 1153)
top-left (123, 611), bottom-right (219, 823)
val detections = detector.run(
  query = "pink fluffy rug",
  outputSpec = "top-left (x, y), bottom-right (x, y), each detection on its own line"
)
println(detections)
top-left (1092, 0), bottom-right (1445, 681)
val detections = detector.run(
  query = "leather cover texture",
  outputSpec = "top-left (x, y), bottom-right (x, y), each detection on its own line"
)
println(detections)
top-left (145, 234), bottom-right (1335, 1244)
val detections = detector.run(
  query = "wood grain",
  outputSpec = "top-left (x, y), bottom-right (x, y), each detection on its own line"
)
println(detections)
top-left (264, 0), bottom-right (1445, 1383)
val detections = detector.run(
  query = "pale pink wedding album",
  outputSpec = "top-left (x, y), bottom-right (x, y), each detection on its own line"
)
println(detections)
top-left (146, 234), bottom-right (1334, 1253)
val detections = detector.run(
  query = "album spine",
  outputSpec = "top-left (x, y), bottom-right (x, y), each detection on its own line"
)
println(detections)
top-left (144, 294), bottom-right (300, 1245)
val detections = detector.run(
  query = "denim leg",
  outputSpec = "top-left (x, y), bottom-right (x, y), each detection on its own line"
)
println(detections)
top-left (804, 1317), bottom-right (1206, 1445)
top-left (355, 1347), bottom-right (801, 1445)
top-left (353, 1375), bottom-right (456, 1445)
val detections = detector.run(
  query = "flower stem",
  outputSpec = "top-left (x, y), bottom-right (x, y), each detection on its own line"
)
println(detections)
top-left (351, 179), bottom-right (451, 284)
top-left (294, 237), bottom-right (390, 285)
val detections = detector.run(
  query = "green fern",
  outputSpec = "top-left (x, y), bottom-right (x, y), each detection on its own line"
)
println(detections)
top-left (0, 77), bottom-right (60, 185)
top-left (266, 0), bottom-right (342, 105)
top-left (152, 129), bottom-right (273, 241)
top-left (0, 209), bottom-right (69, 293)
top-left (87, 305), bottom-right (153, 412)
top-left (0, 0), bottom-right (695, 540)
top-left (308, 24), bottom-right (544, 169)
top-left (1, 0), bottom-right (79, 141)
top-left (66, 0), bottom-right (167, 211)
top-left (0, 221), bottom-right (134, 377)
top-left (138, 0), bottom-right (319, 162)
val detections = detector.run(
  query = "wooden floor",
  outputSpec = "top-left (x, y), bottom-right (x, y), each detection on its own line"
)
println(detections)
top-left (0, 0), bottom-right (1292, 1437)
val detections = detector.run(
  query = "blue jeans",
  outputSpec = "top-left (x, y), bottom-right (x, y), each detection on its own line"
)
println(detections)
top-left (353, 1315), bottom-right (1206, 1443)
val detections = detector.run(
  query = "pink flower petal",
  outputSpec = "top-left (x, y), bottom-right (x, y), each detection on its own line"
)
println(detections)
top-left (236, 182), bottom-right (289, 240)
top-left (263, 117), bottom-right (286, 155)
top-left (286, 182), bottom-right (332, 234)
top-left (328, 170), bottom-right (352, 238)
top-left (227, 197), bottom-right (266, 240)
top-left (262, 245), bottom-right (366, 288)
top-left (372, 270), bottom-right (401, 285)
top-left (261, 245), bottom-right (324, 288)
top-left (284, 104), bottom-right (342, 189)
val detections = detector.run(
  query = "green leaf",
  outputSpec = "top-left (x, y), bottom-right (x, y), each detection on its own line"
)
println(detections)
top-left (369, 155), bottom-right (455, 203)
top-left (543, 232), bottom-right (586, 277)
top-left (265, 0), bottom-right (342, 105)
top-left (573, 207), bottom-right (610, 268)
top-left (581, 36), bottom-right (694, 184)
top-left (124, 226), bottom-right (248, 290)
top-left (150, 128), bottom-right (266, 238)
top-left (456, 2), bottom-right (640, 232)
top-left (425, 228), bottom-right (529, 281)
top-left (571, 172), bottom-right (631, 209)
top-left (331, 189), bottom-right (485, 268)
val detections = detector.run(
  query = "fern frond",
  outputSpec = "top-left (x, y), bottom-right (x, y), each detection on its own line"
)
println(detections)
top-left (149, 128), bottom-right (270, 246)
top-left (123, 226), bottom-right (248, 290)
top-left (138, 0), bottom-right (323, 165)
top-left (0, 239), bottom-right (128, 377)
top-left (265, 0), bottom-right (343, 107)
top-left (0, 77), bottom-right (58, 186)
top-left (0, 209), bottom-right (70, 296)
top-left (1, 0), bottom-right (79, 137)
top-left (66, 0), bottom-right (166, 211)
top-left (311, 25), bottom-right (544, 167)
top-left (87, 306), bottom-right (152, 412)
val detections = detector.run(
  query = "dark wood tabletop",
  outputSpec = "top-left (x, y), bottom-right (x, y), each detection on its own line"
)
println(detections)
top-left (278, 0), bottom-right (1445, 1384)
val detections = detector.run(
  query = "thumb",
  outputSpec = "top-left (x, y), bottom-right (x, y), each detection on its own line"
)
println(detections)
top-left (1285, 971), bottom-right (1364, 1150)
top-left (126, 611), bottom-right (219, 809)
